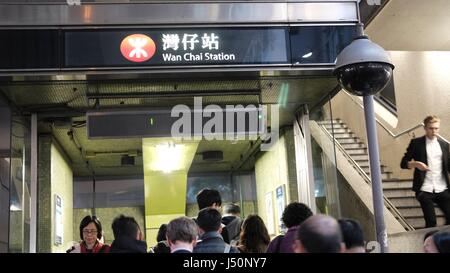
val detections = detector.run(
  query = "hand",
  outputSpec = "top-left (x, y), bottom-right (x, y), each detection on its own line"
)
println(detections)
top-left (412, 161), bottom-right (430, 171)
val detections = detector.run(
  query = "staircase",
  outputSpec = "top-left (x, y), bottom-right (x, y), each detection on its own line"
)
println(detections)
top-left (319, 119), bottom-right (446, 229)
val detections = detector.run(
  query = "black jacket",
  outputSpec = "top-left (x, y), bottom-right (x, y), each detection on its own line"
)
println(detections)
top-left (109, 236), bottom-right (148, 253)
top-left (222, 216), bottom-right (243, 243)
top-left (400, 136), bottom-right (450, 192)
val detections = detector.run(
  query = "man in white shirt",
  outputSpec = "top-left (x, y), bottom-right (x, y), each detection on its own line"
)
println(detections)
top-left (401, 115), bottom-right (450, 227)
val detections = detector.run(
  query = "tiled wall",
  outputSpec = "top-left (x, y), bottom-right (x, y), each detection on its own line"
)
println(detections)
top-left (38, 136), bottom-right (74, 253)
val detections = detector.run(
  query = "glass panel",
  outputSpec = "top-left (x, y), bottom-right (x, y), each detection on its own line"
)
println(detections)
top-left (73, 178), bottom-right (144, 208)
top-left (185, 172), bottom-right (257, 217)
top-left (309, 100), bottom-right (341, 218)
top-left (232, 172), bottom-right (257, 218)
top-left (375, 75), bottom-right (397, 112)
top-left (0, 105), bottom-right (11, 253)
top-left (9, 116), bottom-right (31, 253)
top-left (290, 25), bottom-right (357, 64)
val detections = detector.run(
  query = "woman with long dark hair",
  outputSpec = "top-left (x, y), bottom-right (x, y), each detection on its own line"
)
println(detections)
top-left (237, 215), bottom-right (270, 253)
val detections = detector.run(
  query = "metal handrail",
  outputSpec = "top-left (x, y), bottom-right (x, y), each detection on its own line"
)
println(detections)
top-left (438, 134), bottom-right (450, 145)
top-left (317, 123), bottom-right (415, 231)
top-left (343, 90), bottom-right (450, 145)
top-left (342, 90), bottom-right (424, 139)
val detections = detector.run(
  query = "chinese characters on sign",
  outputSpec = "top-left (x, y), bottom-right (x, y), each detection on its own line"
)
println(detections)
top-left (161, 33), bottom-right (235, 62)
top-left (162, 33), bottom-right (219, 51)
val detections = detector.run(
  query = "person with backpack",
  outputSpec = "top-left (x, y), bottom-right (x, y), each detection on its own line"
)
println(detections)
top-left (266, 202), bottom-right (313, 253)
top-left (193, 208), bottom-right (239, 253)
top-left (221, 203), bottom-right (243, 246)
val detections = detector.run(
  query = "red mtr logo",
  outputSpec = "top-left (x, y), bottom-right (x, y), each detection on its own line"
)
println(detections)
top-left (120, 34), bottom-right (156, 62)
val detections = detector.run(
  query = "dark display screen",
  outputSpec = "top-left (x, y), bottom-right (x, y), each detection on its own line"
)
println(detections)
top-left (290, 25), bottom-right (357, 64)
top-left (0, 30), bottom-right (60, 69)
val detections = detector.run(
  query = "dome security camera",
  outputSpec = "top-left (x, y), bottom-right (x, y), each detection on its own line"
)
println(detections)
top-left (334, 36), bottom-right (394, 96)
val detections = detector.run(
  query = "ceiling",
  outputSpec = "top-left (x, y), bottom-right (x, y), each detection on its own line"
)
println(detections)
top-left (1, 71), bottom-right (339, 177)
top-left (365, 0), bottom-right (450, 51)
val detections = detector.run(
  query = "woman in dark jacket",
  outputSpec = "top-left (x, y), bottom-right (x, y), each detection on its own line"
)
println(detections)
top-left (237, 215), bottom-right (270, 253)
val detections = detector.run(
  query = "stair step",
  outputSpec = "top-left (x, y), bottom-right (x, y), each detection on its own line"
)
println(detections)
top-left (319, 119), bottom-right (343, 125)
top-left (405, 216), bottom-right (446, 229)
top-left (346, 147), bottom-right (368, 153)
top-left (388, 196), bottom-right (421, 207)
top-left (347, 149), bottom-right (368, 155)
top-left (383, 188), bottom-right (416, 198)
top-left (382, 178), bottom-right (414, 182)
top-left (398, 207), bottom-right (444, 218)
top-left (341, 143), bottom-right (366, 149)
top-left (336, 137), bottom-right (360, 144)
top-left (360, 165), bottom-right (389, 173)
top-left (323, 124), bottom-right (348, 131)
top-left (360, 171), bottom-right (392, 180)
top-left (333, 132), bottom-right (356, 138)
top-left (382, 181), bottom-right (413, 189)
top-left (328, 128), bottom-right (349, 134)
top-left (350, 154), bottom-right (369, 161)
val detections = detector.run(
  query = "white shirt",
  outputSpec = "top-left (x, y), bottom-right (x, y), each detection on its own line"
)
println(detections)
top-left (171, 246), bottom-right (193, 253)
top-left (421, 137), bottom-right (448, 193)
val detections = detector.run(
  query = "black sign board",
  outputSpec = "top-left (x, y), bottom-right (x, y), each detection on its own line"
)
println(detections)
top-left (87, 107), bottom-right (264, 139)
top-left (0, 25), bottom-right (357, 71)
top-left (65, 27), bottom-right (290, 68)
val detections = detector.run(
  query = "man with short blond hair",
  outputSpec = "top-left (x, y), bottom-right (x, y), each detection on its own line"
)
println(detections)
top-left (401, 115), bottom-right (450, 228)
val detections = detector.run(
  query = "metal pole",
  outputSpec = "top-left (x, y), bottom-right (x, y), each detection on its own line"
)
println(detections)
top-left (92, 176), bottom-right (96, 216)
top-left (363, 95), bottom-right (389, 253)
top-left (30, 114), bottom-right (37, 253)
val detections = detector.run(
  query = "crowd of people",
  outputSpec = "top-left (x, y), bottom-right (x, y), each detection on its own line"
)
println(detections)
top-left (67, 188), bottom-right (450, 254)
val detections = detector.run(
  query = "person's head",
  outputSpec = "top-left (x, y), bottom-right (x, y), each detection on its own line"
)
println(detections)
top-left (423, 230), bottom-right (439, 253)
top-left (111, 214), bottom-right (142, 241)
top-left (423, 115), bottom-right (440, 139)
top-left (239, 215), bottom-right (270, 253)
top-left (166, 217), bottom-right (198, 251)
top-left (294, 214), bottom-right (344, 253)
top-left (197, 207), bottom-right (222, 234)
top-left (432, 231), bottom-right (450, 253)
top-left (282, 202), bottom-right (313, 228)
top-left (338, 218), bottom-right (365, 253)
top-left (156, 224), bottom-right (168, 242)
top-left (79, 215), bottom-right (103, 246)
top-left (223, 203), bottom-right (241, 217)
top-left (196, 188), bottom-right (222, 210)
